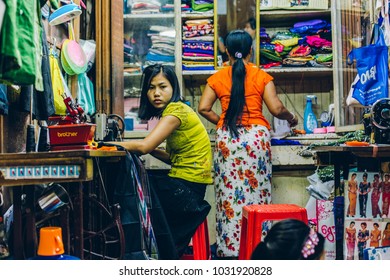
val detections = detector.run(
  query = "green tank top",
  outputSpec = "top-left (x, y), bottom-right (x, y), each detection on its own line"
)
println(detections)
top-left (162, 102), bottom-right (213, 184)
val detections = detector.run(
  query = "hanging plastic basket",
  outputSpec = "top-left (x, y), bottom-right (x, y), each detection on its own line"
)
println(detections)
top-left (49, 0), bottom-right (82, 26)
top-left (61, 39), bottom-right (76, 75)
top-left (63, 40), bottom-right (88, 74)
top-left (60, 22), bottom-right (88, 75)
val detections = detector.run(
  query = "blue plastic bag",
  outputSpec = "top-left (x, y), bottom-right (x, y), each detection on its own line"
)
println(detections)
top-left (347, 25), bottom-right (389, 106)
top-left (77, 73), bottom-right (96, 116)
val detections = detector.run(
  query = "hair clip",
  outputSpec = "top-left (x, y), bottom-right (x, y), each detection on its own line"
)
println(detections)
top-left (301, 229), bottom-right (319, 258)
top-left (235, 52), bottom-right (242, 59)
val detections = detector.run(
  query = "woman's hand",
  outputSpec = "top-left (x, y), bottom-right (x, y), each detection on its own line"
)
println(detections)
top-left (287, 112), bottom-right (298, 127)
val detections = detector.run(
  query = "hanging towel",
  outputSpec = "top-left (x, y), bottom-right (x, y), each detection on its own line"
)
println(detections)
top-left (0, 0), bottom-right (42, 88)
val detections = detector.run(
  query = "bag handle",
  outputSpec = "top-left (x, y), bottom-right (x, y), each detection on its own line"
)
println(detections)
top-left (68, 21), bottom-right (75, 41)
top-left (346, 49), bottom-right (355, 65)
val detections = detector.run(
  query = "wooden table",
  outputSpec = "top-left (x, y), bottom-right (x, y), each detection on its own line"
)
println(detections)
top-left (314, 145), bottom-right (390, 194)
top-left (0, 150), bottom-right (125, 259)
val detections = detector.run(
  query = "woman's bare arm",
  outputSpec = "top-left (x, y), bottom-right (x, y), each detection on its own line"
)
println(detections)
top-left (107, 115), bottom-right (180, 156)
top-left (263, 81), bottom-right (298, 127)
top-left (198, 84), bottom-right (220, 125)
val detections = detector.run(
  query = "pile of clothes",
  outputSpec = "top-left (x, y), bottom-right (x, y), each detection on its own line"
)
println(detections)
top-left (260, 19), bottom-right (333, 68)
top-left (182, 18), bottom-right (214, 71)
top-left (125, 0), bottom-right (174, 14)
top-left (145, 25), bottom-right (176, 66)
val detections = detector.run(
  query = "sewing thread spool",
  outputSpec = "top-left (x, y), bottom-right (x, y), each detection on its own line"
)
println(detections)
top-left (26, 124), bottom-right (36, 153)
top-left (37, 126), bottom-right (50, 152)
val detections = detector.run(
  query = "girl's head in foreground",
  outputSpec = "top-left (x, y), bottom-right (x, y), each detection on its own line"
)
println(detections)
top-left (251, 219), bottom-right (325, 260)
top-left (138, 64), bottom-right (182, 120)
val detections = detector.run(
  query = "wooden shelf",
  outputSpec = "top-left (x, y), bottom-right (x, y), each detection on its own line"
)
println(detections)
top-left (260, 9), bottom-right (331, 26)
top-left (182, 67), bottom-right (332, 78)
top-left (181, 12), bottom-right (214, 19)
top-left (264, 67), bottom-right (333, 77)
top-left (123, 13), bottom-right (175, 20)
top-left (124, 72), bottom-right (142, 78)
top-left (182, 70), bottom-right (217, 76)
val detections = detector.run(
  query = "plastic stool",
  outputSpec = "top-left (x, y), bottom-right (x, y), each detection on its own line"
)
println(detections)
top-left (238, 204), bottom-right (308, 260)
top-left (181, 219), bottom-right (211, 260)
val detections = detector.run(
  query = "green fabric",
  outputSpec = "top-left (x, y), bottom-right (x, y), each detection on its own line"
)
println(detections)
top-left (33, 0), bottom-right (43, 91)
top-left (163, 102), bottom-right (213, 184)
top-left (191, 0), bottom-right (213, 12)
top-left (0, 0), bottom-right (19, 74)
top-left (260, 49), bottom-right (282, 62)
top-left (0, 0), bottom-right (42, 86)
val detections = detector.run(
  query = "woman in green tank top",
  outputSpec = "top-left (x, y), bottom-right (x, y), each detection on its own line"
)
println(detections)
top-left (110, 64), bottom-right (212, 259)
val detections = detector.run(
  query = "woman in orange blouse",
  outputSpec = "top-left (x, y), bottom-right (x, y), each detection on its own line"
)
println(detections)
top-left (369, 222), bottom-right (381, 248)
top-left (198, 30), bottom-right (297, 258)
top-left (382, 222), bottom-right (390, 247)
top-left (347, 173), bottom-right (358, 217)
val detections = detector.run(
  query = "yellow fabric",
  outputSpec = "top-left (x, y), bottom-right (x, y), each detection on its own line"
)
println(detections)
top-left (162, 102), bottom-right (213, 184)
top-left (49, 51), bottom-right (67, 115)
top-left (272, 37), bottom-right (299, 47)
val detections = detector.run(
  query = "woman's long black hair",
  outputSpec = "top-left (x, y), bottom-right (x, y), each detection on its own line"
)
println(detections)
top-left (250, 219), bottom-right (325, 260)
top-left (138, 64), bottom-right (182, 120)
top-left (224, 30), bottom-right (253, 137)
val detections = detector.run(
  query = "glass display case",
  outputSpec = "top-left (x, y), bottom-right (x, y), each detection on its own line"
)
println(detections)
top-left (123, 0), bottom-right (178, 132)
top-left (121, 0), bottom-right (337, 134)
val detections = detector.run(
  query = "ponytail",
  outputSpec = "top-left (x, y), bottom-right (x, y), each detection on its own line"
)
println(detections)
top-left (224, 30), bottom-right (253, 138)
top-left (225, 57), bottom-right (246, 137)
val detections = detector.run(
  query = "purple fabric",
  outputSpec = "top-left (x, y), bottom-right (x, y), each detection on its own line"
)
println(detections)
top-left (294, 19), bottom-right (324, 28)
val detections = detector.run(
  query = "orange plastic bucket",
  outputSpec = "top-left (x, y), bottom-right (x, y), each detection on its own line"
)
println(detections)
top-left (37, 227), bottom-right (65, 256)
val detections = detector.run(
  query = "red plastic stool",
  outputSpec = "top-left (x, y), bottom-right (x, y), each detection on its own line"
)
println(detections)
top-left (181, 219), bottom-right (211, 260)
top-left (238, 204), bottom-right (308, 260)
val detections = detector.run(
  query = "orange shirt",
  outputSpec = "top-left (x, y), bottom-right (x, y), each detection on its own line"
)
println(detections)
top-left (207, 63), bottom-right (273, 130)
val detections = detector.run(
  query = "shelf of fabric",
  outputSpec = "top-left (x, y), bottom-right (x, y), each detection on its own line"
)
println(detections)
top-left (123, 13), bottom-right (175, 20)
top-left (181, 12), bottom-right (214, 19)
top-left (260, 9), bottom-right (331, 26)
top-left (182, 70), bottom-right (217, 76)
top-left (264, 67), bottom-right (333, 77)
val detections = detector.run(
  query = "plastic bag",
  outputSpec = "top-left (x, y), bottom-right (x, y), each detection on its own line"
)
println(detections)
top-left (347, 24), bottom-right (389, 106)
top-left (49, 49), bottom-right (67, 115)
top-left (79, 39), bottom-right (96, 72)
top-left (77, 72), bottom-right (95, 116)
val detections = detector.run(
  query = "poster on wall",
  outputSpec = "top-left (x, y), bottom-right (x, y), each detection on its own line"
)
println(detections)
top-left (316, 199), bottom-right (336, 260)
top-left (344, 172), bottom-right (390, 260)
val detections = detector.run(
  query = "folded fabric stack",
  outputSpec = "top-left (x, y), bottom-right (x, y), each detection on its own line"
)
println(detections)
top-left (182, 18), bottom-right (214, 71)
top-left (129, 0), bottom-right (162, 14)
top-left (145, 25), bottom-right (176, 66)
top-left (181, 0), bottom-right (191, 12)
top-left (260, 19), bottom-right (333, 68)
top-left (191, 0), bottom-right (214, 12)
top-left (161, 3), bottom-right (174, 13)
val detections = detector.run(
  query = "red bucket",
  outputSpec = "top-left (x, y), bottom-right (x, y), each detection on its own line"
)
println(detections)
top-left (48, 123), bottom-right (96, 146)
